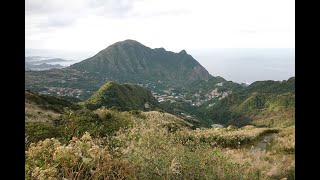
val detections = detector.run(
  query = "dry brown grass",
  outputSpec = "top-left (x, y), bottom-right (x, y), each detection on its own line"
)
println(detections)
top-left (175, 126), bottom-right (279, 148)
top-left (25, 108), bottom-right (295, 179)
top-left (224, 148), bottom-right (294, 179)
top-left (25, 103), bottom-right (61, 122)
top-left (270, 126), bottom-right (295, 154)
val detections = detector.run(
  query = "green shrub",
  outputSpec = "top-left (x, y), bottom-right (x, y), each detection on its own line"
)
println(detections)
top-left (161, 122), bottom-right (183, 133)
top-left (129, 110), bottom-right (146, 119)
top-left (25, 122), bottom-right (62, 143)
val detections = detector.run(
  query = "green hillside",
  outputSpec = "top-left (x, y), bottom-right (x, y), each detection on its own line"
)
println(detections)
top-left (25, 90), bottom-right (81, 113)
top-left (25, 90), bottom-right (81, 123)
top-left (198, 77), bottom-right (295, 127)
top-left (245, 77), bottom-right (295, 94)
top-left (84, 81), bottom-right (159, 111)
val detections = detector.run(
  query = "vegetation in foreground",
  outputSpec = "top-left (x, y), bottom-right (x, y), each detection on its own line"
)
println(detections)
top-left (26, 109), bottom-right (295, 179)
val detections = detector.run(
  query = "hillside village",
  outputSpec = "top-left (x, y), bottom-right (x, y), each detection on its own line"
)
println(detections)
top-left (38, 86), bottom-right (83, 98)
top-left (149, 82), bottom-right (232, 107)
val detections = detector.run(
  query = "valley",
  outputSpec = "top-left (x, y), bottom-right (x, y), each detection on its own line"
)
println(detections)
top-left (25, 40), bottom-right (295, 179)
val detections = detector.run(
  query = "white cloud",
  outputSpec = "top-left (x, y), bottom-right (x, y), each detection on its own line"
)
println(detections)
top-left (26, 0), bottom-right (295, 52)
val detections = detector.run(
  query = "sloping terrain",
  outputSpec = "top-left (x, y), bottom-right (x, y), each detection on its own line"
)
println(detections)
top-left (199, 77), bottom-right (295, 127)
top-left (25, 90), bottom-right (80, 122)
top-left (84, 81), bottom-right (159, 111)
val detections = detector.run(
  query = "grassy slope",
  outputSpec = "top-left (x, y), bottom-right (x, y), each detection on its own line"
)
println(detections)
top-left (25, 90), bottom-right (81, 122)
top-left (84, 81), bottom-right (159, 111)
top-left (201, 77), bottom-right (295, 127)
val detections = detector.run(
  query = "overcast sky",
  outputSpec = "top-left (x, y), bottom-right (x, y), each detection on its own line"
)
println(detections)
top-left (26, 0), bottom-right (295, 53)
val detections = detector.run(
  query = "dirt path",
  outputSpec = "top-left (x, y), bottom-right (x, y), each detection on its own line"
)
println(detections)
top-left (255, 133), bottom-right (275, 150)
top-left (248, 133), bottom-right (277, 152)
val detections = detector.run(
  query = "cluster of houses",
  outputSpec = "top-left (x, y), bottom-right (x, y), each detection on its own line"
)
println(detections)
top-left (187, 83), bottom-right (233, 106)
top-left (39, 86), bottom-right (83, 98)
top-left (152, 91), bottom-right (184, 103)
top-left (208, 88), bottom-right (232, 100)
top-left (206, 83), bottom-right (233, 100)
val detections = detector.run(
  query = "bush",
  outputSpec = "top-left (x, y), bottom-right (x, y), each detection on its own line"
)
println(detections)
top-left (269, 127), bottom-right (294, 154)
top-left (25, 132), bottom-right (136, 179)
top-left (25, 122), bottom-right (62, 143)
top-left (161, 122), bottom-right (183, 133)
top-left (129, 110), bottom-right (146, 119)
top-left (26, 107), bottom-right (134, 144)
top-left (227, 125), bottom-right (238, 130)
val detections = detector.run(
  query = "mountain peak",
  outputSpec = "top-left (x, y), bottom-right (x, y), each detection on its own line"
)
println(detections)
top-left (99, 39), bottom-right (146, 53)
top-left (155, 47), bottom-right (166, 51)
top-left (179, 49), bottom-right (187, 54)
top-left (114, 39), bottom-right (143, 46)
top-left (70, 40), bottom-right (211, 87)
top-left (120, 39), bottom-right (140, 44)
top-left (105, 39), bottom-right (147, 50)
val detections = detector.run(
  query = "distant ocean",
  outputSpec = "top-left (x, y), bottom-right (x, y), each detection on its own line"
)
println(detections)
top-left (190, 48), bottom-right (295, 84)
top-left (25, 49), bottom-right (96, 66)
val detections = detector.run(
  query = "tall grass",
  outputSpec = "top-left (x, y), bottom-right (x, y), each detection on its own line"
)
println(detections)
top-left (25, 110), bottom-right (294, 179)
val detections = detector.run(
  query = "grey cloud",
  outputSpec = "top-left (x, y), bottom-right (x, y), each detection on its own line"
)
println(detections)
top-left (87, 0), bottom-right (148, 18)
top-left (45, 14), bottom-right (78, 27)
top-left (26, 0), bottom-right (138, 28)
top-left (26, 0), bottom-right (137, 17)
top-left (25, 0), bottom-right (63, 15)
top-left (27, 12), bottom-right (80, 29)
top-left (26, 0), bottom-right (188, 29)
